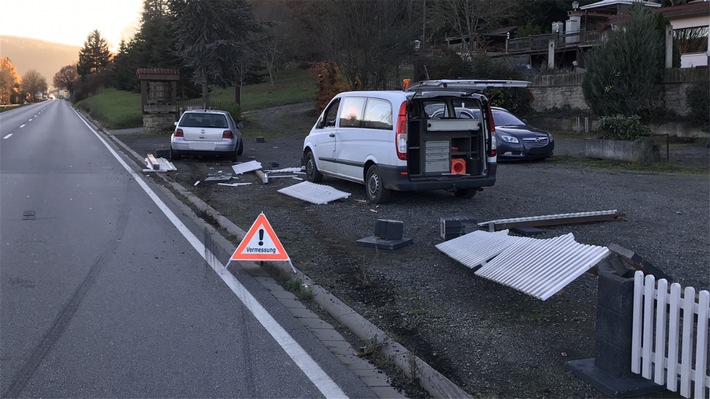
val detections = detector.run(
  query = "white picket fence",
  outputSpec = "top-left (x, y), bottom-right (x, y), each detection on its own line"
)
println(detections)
top-left (631, 271), bottom-right (710, 398)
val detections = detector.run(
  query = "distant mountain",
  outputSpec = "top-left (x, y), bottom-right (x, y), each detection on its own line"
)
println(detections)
top-left (0, 36), bottom-right (80, 89)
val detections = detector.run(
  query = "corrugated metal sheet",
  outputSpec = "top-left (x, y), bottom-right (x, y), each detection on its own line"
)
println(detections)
top-left (436, 230), bottom-right (610, 301)
top-left (278, 181), bottom-right (351, 204)
top-left (435, 230), bottom-right (527, 269)
top-left (475, 233), bottom-right (610, 301)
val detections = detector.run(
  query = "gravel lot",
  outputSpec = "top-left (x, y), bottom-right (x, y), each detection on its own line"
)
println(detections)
top-left (111, 104), bottom-right (708, 398)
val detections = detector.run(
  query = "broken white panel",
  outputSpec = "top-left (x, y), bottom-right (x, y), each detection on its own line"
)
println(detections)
top-left (267, 175), bottom-right (299, 179)
top-left (217, 182), bottom-right (252, 187)
top-left (265, 167), bottom-right (304, 174)
top-left (232, 160), bottom-right (262, 175)
top-left (277, 181), bottom-right (350, 204)
top-left (475, 233), bottom-right (610, 301)
top-left (435, 230), bottom-right (532, 269)
top-left (143, 157), bottom-right (177, 172)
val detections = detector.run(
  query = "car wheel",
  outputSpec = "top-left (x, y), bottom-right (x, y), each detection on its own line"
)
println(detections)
top-left (304, 151), bottom-right (323, 183)
top-left (237, 140), bottom-right (244, 156)
top-left (453, 188), bottom-right (476, 199)
top-left (231, 147), bottom-right (239, 162)
top-left (366, 165), bottom-right (391, 204)
top-left (170, 148), bottom-right (180, 161)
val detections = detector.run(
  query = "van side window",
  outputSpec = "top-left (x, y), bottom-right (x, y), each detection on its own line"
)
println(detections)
top-left (339, 97), bottom-right (366, 128)
top-left (319, 98), bottom-right (341, 128)
top-left (363, 98), bottom-right (392, 130)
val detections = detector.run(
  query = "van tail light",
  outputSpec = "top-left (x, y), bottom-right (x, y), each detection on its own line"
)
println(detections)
top-left (486, 104), bottom-right (497, 157)
top-left (395, 101), bottom-right (407, 160)
top-left (222, 130), bottom-right (234, 139)
top-left (174, 128), bottom-right (184, 138)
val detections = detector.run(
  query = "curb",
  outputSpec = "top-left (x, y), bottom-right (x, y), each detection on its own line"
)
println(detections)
top-left (102, 125), bottom-right (471, 399)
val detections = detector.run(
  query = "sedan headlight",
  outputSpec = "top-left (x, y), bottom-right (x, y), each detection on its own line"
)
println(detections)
top-left (498, 134), bottom-right (519, 144)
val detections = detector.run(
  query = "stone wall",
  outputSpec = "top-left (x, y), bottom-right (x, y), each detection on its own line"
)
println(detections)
top-left (143, 113), bottom-right (176, 134)
top-left (529, 73), bottom-right (587, 112)
top-left (529, 68), bottom-right (708, 117)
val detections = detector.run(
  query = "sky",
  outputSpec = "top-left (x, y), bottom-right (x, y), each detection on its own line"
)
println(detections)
top-left (0, 0), bottom-right (144, 52)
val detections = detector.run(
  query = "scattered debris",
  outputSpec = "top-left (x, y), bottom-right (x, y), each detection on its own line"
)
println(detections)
top-left (255, 169), bottom-right (268, 184)
top-left (217, 182), bottom-right (252, 187)
top-left (267, 175), bottom-right (299, 179)
top-left (269, 162), bottom-right (279, 168)
top-left (194, 181), bottom-right (200, 186)
top-left (204, 174), bottom-right (233, 183)
top-left (143, 156), bottom-right (177, 172)
top-left (511, 226), bottom-right (545, 236)
top-left (478, 209), bottom-right (625, 231)
top-left (265, 167), bottom-right (304, 174)
top-left (232, 160), bottom-right (262, 175)
top-left (277, 181), bottom-right (350, 204)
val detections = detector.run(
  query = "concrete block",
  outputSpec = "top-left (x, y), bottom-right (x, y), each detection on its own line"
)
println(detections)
top-left (595, 307), bottom-right (633, 352)
top-left (597, 269), bottom-right (635, 314)
top-left (375, 219), bottom-right (403, 240)
top-left (594, 339), bottom-right (633, 378)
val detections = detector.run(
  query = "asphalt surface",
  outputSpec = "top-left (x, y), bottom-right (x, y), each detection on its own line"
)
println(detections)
top-left (0, 100), bottom-right (381, 398)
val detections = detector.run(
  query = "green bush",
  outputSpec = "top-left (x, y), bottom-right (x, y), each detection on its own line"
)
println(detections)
top-left (582, 5), bottom-right (665, 117)
top-left (686, 81), bottom-right (710, 128)
top-left (598, 114), bottom-right (652, 140)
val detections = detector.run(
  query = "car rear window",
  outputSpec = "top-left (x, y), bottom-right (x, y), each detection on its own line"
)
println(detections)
top-left (181, 113), bottom-right (228, 128)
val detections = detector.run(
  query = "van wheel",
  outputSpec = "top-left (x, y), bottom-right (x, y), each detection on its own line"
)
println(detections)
top-left (366, 165), bottom-right (391, 204)
top-left (453, 188), bottom-right (476, 199)
top-left (305, 151), bottom-right (323, 183)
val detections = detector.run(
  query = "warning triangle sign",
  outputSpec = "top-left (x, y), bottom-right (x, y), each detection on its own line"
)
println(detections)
top-left (230, 213), bottom-right (289, 262)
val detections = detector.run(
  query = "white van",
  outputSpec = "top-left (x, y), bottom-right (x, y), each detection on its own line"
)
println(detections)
top-left (302, 80), bottom-right (530, 203)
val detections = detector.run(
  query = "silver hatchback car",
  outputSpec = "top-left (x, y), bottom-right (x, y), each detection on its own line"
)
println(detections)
top-left (170, 109), bottom-right (243, 161)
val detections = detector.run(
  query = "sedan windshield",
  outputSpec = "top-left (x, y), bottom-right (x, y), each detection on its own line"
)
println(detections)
top-left (491, 110), bottom-right (524, 126)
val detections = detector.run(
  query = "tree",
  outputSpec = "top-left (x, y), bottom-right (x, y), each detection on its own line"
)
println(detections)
top-left (53, 64), bottom-right (78, 95)
top-left (429, 0), bottom-right (517, 57)
top-left (21, 70), bottom-right (48, 102)
top-left (172, 0), bottom-right (263, 108)
top-left (582, 5), bottom-right (666, 117)
top-left (0, 57), bottom-right (22, 104)
top-left (77, 29), bottom-right (112, 79)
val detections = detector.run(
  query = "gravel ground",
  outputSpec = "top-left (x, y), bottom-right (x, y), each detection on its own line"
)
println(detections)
top-left (110, 104), bottom-right (709, 398)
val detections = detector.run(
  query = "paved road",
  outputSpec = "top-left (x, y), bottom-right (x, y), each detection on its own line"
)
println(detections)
top-left (0, 100), bottom-right (375, 398)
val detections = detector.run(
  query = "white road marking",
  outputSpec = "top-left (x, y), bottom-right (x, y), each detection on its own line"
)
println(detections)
top-left (3, 134), bottom-right (12, 139)
top-left (72, 108), bottom-right (348, 399)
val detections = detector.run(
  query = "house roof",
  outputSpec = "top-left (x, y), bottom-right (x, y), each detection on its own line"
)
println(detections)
top-left (136, 68), bottom-right (180, 80)
top-left (580, 0), bottom-right (661, 11)
top-left (655, 1), bottom-right (710, 19)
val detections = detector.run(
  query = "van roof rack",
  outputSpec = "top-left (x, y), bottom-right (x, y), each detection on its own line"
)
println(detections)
top-left (405, 79), bottom-right (530, 93)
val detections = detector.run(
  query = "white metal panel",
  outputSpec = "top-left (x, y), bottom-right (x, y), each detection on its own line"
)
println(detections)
top-left (478, 209), bottom-right (619, 227)
top-left (232, 160), bottom-right (262, 174)
top-left (435, 230), bottom-right (528, 269)
top-left (474, 233), bottom-right (610, 301)
top-left (278, 181), bottom-right (351, 205)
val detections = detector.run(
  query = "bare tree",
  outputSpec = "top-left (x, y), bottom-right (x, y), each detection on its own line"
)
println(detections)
top-left (21, 70), bottom-right (48, 102)
top-left (429, 0), bottom-right (517, 57)
top-left (320, 0), bottom-right (420, 90)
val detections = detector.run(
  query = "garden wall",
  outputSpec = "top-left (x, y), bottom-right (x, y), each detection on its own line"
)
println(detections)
top-left (529, 68), bottom-right (708, 117)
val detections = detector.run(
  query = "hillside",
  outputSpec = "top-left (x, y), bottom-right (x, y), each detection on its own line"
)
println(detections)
top-left (0, 36), bottom-right (80, 89)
